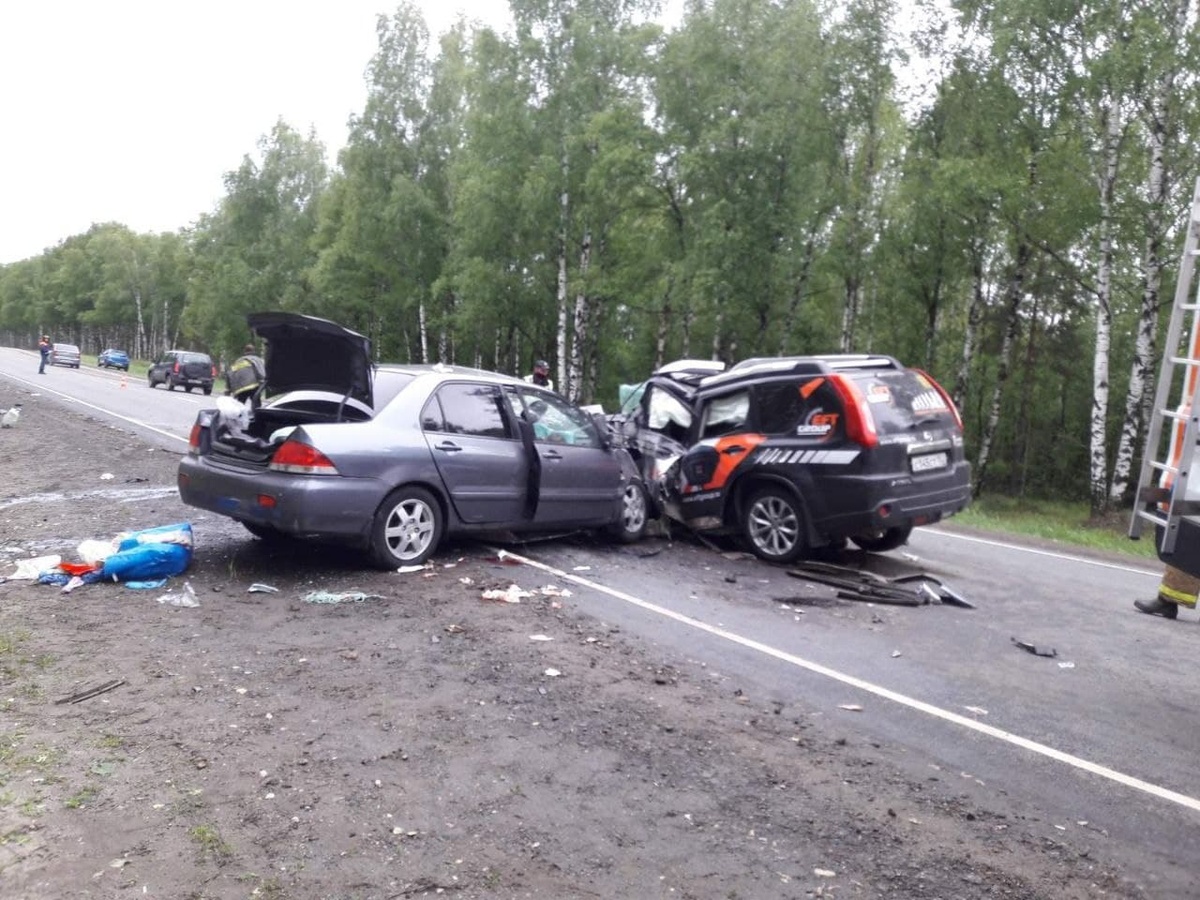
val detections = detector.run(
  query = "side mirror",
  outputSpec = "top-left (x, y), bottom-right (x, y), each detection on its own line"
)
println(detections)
top-left (591, 412), bottom-right (613, 450)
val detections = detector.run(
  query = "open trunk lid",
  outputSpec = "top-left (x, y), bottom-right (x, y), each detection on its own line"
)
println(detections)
top-left (248, 311), bottom-right (373, 408)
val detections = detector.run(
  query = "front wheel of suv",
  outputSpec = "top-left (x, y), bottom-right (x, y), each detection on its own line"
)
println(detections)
top-left (850, 523), bottom-right (914, 553)
top-left (742, 486), bottom-right (807, 564)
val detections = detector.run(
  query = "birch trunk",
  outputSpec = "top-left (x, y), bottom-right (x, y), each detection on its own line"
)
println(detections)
top-left (654, 279), bottom-right (673, 370)
top-left (556, 150), bottom-right (570, 396)
top-left (568, 226), bottom-right (592, 402)
top-left (418, 302), bottom-right (429, 363)
top-left (953, 241), bottom-right (987, 414)
top-left (1089, 101), bottom-right (1119, 516)
top-left (840, 275), bottom-right (859, 352)
top-left (1108, 9), bottom-right (1186, 504)
top-left (973, 241), bottom-right (1030, 497)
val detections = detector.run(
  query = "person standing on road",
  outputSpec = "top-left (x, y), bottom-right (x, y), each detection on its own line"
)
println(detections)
top-left (224, 343), bottom-right (266, 402)
top-left (37, 335), bottom-right (50, 374)
top-left (524, 358), bottom-right (555, 392)
top-left (1135, 563), bottom-right (1199, 619)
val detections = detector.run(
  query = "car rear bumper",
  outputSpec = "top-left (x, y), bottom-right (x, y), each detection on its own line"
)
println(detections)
top-left (813, 462), bottom-right (972, 537)
top-left (177, 455), bottom-right (383, 542)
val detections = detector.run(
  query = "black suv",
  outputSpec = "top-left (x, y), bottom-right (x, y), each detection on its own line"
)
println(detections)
top-left (616, 355), bottom-right (972, 562)
top-left (148, 350), bottom-right (216, 394)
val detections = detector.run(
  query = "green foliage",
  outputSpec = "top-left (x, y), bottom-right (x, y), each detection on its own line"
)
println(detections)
top-left (2, 0), bottom-right (1198, 505)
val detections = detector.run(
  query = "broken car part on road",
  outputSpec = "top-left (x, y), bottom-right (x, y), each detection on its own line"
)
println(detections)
top-left (787, 560), bottom-right (975, 609)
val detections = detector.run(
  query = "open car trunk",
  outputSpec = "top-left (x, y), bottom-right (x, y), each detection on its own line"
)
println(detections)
top-left (207, 392), bottom-right (374, 467)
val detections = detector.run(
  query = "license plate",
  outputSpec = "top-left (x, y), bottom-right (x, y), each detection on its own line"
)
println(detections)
top-left (911, 451), bottom-right (948, 473)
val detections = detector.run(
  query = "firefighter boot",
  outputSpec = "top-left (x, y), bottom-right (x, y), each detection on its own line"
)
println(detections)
top-left (1134, 596), bottom-right (1179, 619)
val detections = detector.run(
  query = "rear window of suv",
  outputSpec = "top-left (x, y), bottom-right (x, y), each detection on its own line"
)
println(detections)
top-left (180, 352), bottom-right (211, 365)
top-left (848, 370), bottom-right (954, 433)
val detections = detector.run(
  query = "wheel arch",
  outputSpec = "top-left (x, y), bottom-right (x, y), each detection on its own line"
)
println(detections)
top-left (726, 473), bottom-right (820, 545)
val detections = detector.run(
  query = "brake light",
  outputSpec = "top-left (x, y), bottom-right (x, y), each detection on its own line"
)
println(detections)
top-left (173, 362), bottom-right (181, 373)
top-left (188, 422), bottom-right (202, 451)
top-left (913, 369), bottom-right (963, 430)
top-left (212, 365), bottom-right (218, 378)
top-left (829, 375), bottom-right (878, 448)
top-left (269, 440), bottom-right (339, 475)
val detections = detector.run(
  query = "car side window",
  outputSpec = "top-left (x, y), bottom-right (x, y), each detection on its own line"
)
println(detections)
top-left (433, 383), bottom-right (514, 439)
top-left (699, 390), bottom-right (749, 439)
top-left (420, 395), bottom-right (446, 432)
top-left (513, 389), bottom-right (600, 447)
top-left (754, 382), bottom-right (806, 435)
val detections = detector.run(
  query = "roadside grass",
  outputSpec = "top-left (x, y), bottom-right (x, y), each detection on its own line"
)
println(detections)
top-left (954, 496), bottom-right (1159, 561)
top-left (189, 823), bottom-right (232, 859)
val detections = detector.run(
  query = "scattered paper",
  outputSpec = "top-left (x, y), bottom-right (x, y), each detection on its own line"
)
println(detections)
top-left (544, 668), bottom-right (561, 677)
top-left (529, 634), bottom-right (553, 642)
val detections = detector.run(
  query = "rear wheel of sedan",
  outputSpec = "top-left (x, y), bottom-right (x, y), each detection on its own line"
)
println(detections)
top-left (147, 374), bottom-right (156, 388)
top-left (369, 486), bottom-right (443, 569)
top-left (607, 481), bottom-right (649, 543)
top-left (850, 522), bottom-right (914, 553)
top-left (742, 485), bottom-right (807, 564)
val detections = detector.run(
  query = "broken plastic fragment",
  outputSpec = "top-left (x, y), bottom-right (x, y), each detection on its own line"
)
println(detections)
top-left (248, 583), bottom-right (279, 593)
top-left (396, 565), bottom-right (425, 574)
top-left (838, 704), bottom-right (863, 712)
top-left (480, 584), bottom-right (531, 603)
top-left (529, 634), bottom-right (553, 642)
top-left (544, 668), bottom-right (561, 677)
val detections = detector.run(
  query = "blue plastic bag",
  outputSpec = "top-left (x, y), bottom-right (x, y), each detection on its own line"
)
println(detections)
top-left (99, 523), bottom-right (193, 583)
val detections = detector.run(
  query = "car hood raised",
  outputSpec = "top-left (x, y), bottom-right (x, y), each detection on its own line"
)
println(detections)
top-left (248, 312), bottom-right (372, 407)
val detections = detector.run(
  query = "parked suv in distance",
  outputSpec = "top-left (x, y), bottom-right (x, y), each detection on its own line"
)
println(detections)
top-left (49, 343), bottom-right (81, 368)
top-left (98, 348), bottom-right (130, 370)
top-left (148, 350), bottom-right (216, 394)
top-left (615, 355), bottom-right (972, 563)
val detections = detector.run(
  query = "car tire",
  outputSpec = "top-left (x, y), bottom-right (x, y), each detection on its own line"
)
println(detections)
top-left (185, 385), bottom-right (194, 393)
top-left (167, 377), bottom-right (176, 391)
top-left (850, 523), bottom-right (914, 553)
top-left (202, 386), bottom-right (212, 396)
top-left (742, 485), bottom-right (807, 564)
top-left (607, 481), bottom-right (649, 543)
top-left (368, 486), bottom-right (443, 569)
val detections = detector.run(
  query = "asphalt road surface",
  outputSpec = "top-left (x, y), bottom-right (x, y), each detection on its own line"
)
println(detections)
top-left (2, 345), bottom-right (1194, 886)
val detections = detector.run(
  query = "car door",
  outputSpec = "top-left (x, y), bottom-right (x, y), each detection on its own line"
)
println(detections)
top-left (508, 387), bottom-right (622, 525)
top-left (421, 381), bottom-right (530, 525)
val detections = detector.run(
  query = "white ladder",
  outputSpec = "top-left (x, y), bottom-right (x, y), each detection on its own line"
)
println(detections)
top-left (1130, 177), bottom-right (1200, 554)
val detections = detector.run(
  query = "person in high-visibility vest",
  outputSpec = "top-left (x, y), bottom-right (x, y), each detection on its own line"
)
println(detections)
top-left (1135, 564), bottom-right (1200, 619)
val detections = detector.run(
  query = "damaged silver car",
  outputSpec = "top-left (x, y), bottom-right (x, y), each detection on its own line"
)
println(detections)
top-left (178, 312), bottom-right (651, 567)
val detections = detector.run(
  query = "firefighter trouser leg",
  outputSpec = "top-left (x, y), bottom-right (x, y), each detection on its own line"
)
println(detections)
top-left (1158, 564), bottom-right (1200, 609)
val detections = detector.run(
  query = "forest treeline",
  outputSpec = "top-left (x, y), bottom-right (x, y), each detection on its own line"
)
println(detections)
top-left (1, 0), bottom-right (1198, 512)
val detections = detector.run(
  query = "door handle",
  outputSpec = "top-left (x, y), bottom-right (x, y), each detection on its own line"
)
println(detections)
top-left (541, 450), bottom-right (563, 461)
top-left (434, 441), bottom-right (463, 453)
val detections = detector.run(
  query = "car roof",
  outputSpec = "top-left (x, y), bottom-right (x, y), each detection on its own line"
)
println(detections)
top-left (376, 362), bottom-right (532, 389)
top-left (647, 354), bottom-right (907, 400)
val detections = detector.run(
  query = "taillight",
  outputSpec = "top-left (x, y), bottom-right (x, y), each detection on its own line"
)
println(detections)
top-left (913, 369), bottom-right (963, 430)
top-left (211, 365), bottom-right (218, 378)
top-left (829, 375), bottom-right (878, 448)
top-left (188, 422), bottom-right (202, 451)
top-left (269, 440), bottom-right (339, 475)
top-left (173, 362), bottom-right (181, 373)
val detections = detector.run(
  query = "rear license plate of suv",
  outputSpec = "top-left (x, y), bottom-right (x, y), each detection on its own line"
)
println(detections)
top-left (911, 451), bottom-right (948, 473)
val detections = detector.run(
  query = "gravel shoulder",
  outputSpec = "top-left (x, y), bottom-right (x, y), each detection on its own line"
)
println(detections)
top-left (0, 390), bottom-right (1165, 898)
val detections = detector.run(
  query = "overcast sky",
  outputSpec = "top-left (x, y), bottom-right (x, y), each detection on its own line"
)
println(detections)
top-left (0, 1), bottom-right (509, 265)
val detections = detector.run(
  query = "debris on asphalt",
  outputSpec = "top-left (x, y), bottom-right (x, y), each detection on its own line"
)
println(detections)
top-left (788, 561), bottom-right (975, 609)
top-left (1011, 637), bottom-right (1057, 658)
top-left (481, 584), bottom-right (531, 603)
top-left (55, 678), bottom-right (126, 705)
top-left (248, 583), bottom-right (279, 593)
top-left (396, 565), bottom-right (426, 574)
top-left (964, 705), bottom-right (988, 716)
top-left (529, 634), bottom-right (553, 642)
top-left (838, 704), bottom-right (863, 712)
top-left (1058, 661), bottom-right (1076, 669)
top-left (540, 585), bottom-right (572, 598)
top-left (6, 555), bottom-right (62, 580)
top-left (157, 582), bottom-right (199, 608)
top-left (303, 590), bottom-right (383, 604)
top-left (544, 668), bottom-right (562, 677)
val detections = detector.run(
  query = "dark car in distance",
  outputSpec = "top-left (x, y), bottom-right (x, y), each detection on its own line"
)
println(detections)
top-left (98, 348), bottom-right (130, 370)
top-left (614, 355), bottom-right (972, 563)
top-left (177, 312), bottom-right (652, 567)
top-left (148, 350), bottom-right (216, 394)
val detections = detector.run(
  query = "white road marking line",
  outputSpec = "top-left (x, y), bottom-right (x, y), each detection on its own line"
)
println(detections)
top-left (924, 527), bottom-right (1161, 577)
top-left (0, 372), bottom-right (189, 445)
top-left (499, 548), bottom-right (1200, 815)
